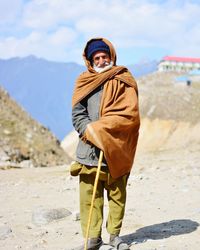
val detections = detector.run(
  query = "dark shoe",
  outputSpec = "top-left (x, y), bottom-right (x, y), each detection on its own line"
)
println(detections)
top-left (87, 237), bottom-right (103, 250)
top-left (109, 234), bottom-right (130, 250)
top-left (74, 237), bottom-right (103, 250)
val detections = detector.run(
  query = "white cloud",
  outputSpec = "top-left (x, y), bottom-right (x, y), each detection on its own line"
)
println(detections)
top-left (49, 27), bottom-right (77, 46)
top-left (22, 0), bottom-right (80, 29)
top-left (0, 29), bottom-right (81, 63)
top-left (0, 0), bottom-right (200, 63)
top-left (0, 32), bottom-right (43, 58)
top-left (0, 0), bottom-right (23, 24)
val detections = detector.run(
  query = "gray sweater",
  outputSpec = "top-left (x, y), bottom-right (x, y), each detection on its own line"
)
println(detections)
top-left (72, 85), bottom-right (107, 167)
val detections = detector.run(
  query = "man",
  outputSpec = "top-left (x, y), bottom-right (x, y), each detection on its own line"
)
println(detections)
top-left (71, 38), bottom-right (140, 250)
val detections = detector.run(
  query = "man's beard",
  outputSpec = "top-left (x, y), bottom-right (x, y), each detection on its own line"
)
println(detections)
top-left (93, 61), bottom-right (114, 73)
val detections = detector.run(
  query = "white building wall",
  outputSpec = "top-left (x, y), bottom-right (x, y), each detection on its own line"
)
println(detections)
top-left (158, 60), bottom-right (200, 72)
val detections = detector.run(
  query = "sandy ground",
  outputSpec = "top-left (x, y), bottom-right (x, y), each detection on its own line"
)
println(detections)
top-left (0, 146), bottom-right (200, 250)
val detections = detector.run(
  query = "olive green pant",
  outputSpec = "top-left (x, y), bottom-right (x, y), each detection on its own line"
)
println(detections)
top-left (79, 172), bottom-right (128, 238)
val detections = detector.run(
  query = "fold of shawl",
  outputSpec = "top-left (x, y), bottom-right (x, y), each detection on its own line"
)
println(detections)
top-left (72, 66), bottom-right (127, 107)
top-left (72, 38), bottom-right (140, 179)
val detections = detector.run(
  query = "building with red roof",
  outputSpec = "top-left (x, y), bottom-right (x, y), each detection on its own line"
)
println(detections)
top-left (158, 56), bottom-right (200, 72)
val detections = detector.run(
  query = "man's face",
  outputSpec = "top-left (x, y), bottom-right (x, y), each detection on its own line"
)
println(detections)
top-left (92, 51), bottom-right (111, 68)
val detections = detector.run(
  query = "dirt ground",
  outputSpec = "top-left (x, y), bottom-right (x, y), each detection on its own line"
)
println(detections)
top-left (0, 145), bottom-right (200, 250)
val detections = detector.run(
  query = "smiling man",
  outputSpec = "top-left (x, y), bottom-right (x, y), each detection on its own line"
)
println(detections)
top-left (71, 38), bottom-right (140, 250)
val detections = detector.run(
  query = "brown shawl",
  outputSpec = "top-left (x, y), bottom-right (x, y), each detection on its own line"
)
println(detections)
top-left (72, 38), bottom-right (140, 179)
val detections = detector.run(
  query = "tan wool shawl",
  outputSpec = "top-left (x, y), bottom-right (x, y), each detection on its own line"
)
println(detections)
top-left (72, 38), bottom-right (140, 179)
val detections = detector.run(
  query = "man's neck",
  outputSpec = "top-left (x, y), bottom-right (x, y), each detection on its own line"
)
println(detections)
top-left (93, 61), bottom-right (114, 73)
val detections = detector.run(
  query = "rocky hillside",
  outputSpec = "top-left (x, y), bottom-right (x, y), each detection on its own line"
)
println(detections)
top-left (138, 71), bottom-right (200, 124)
top-left (0, 87), bottom-right (71, 169)
top-left (136, 71), bottom-right (200, 152)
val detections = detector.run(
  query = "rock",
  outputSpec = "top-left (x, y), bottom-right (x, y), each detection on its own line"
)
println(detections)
top-left (14, 245), bottom-right (22, 249)
top-left (32, 207), bottom-right (72, 226)
top-left (33, 229), bottom-right (49, 237)
top-left (0, 225), bottom-right (12, 240)
top-left (3, 129), bottom-right (11, 135)
top-left (26, 132), bottom-right (33, 140)
top-left (0, 159), bottom-right (34, 169)
top-left (0, 150), bottom-right (10, 161)
top-left (0, 161), bottom-right (20, 170)
top-left (72, 211), bottom-right (80, 221)
top-left (99, 245), bottom-right (114, 250)
top-left (19, 160), bottom-right (34, 168)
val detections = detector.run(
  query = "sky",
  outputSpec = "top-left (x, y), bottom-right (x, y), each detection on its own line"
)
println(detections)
top-left (0, 0), bottom-right (200, 65)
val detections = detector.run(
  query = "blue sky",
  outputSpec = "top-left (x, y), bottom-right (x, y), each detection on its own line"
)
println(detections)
top-left (0, 0), bottom-right (200, 65)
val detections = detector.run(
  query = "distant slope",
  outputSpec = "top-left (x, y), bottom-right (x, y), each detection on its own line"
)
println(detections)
top-left (0, 87), bottom-right (71, 168)
top-left (127, 60), bottom-right (158, 77)
top-left (138, 71), bottom-right (200, 123)
top-left (0, 56), bottom-right (157, 140)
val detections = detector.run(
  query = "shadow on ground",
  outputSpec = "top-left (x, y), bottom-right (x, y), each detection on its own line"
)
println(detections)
top-left (122, 219), bottom-right (199, 245)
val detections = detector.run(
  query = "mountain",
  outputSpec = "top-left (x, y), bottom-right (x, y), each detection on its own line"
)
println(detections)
top-left (127, 59), bottom-right (158, 77)
top-left (0, 56), bottom-right (157, 140)
top-left (0, 87), bottom-right (71, 168)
